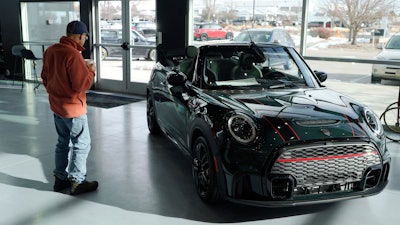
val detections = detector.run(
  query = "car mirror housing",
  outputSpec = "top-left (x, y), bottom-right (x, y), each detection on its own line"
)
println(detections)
top-left (167, 70), bottom-right (187, 86)
top-left (314, 70), bottom-right (328, 82)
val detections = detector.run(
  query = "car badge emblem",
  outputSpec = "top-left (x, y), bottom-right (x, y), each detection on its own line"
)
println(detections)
top-left (321, 128), bottom-right (332, 137)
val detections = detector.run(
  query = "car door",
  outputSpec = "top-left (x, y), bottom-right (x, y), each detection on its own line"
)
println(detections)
top-left (166, 84), bottom-right (190, 148)
top-left (152, 70), bottom-right (176, 135)
top-left (154, 70), bottom-right (189, 148)
top-left (131, 30), bottom-right (147, 58)
top-left (212, 24), bottom-right (224, 39)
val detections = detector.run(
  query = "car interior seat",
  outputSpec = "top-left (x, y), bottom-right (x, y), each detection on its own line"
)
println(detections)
top-left (178, 45), bottom-right (198, 80)
top-left (231, 52), bottom-right (262, 79)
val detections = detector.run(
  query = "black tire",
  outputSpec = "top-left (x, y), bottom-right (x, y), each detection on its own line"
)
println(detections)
top-left (192, 136), bottom-right (221, 203)
top-left (200, 34), bottom-right (208, 41)
top-left (147, 49), bottom-right (157, 61)
top-left (101, 47), bottom-right (108, 60)
top-left (371, 75), bottom-right (381, 84)
top-left (225, 32), bottom-right (233, 40)
top-left (147, 93), bottom-right (161, 134)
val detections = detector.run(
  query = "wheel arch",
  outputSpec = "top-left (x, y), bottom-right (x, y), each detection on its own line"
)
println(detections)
top-left (189, 118), bottom-right (228, 197)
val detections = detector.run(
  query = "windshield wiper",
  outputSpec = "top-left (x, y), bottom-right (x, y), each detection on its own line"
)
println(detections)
top-left (256, 78), bottom-right (298, 89)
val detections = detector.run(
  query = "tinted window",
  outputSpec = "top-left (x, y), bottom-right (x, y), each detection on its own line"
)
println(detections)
top-left (386, 35), bottom-right (400, 49)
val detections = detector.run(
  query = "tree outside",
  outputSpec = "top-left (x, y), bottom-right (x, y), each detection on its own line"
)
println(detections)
top-left (313, 0), bottom-right (395, 45)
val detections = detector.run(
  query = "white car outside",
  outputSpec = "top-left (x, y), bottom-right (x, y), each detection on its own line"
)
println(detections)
top-left (371, 33), bottom-right (400, 83)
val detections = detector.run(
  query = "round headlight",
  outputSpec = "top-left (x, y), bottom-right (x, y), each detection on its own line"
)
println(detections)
top-left (227, 113), bottom-right (257, 144)
top-left (363, 107), bottom-right (383, 135)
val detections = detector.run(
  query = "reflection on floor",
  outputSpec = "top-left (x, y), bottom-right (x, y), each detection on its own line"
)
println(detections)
top-left (0, 81), bottom-right (399, 225)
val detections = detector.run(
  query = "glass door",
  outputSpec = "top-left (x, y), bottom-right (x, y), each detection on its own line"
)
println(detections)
top-left (94, 0), bottom-right (156, 95)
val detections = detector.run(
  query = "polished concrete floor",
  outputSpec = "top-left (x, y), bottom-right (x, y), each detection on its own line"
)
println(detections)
top-left (0, 80), bottom-right (399, 225)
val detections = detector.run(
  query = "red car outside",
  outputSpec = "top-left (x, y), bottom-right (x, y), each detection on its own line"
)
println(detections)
top-left (194, 23), bottom-right (234, 41)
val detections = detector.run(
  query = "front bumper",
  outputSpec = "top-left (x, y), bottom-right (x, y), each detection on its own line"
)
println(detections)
top-left (372, 64), bottom-right (400, 80)
top-left (222, 140), bottom-right (390, 207)
top-left (224, 180), bottom-right (388, 207)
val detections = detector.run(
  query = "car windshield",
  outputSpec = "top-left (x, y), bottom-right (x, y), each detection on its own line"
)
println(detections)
top-left (385, 35), bottom-right (400, 49)
top-left (202, 45), bottom-right (310, 89)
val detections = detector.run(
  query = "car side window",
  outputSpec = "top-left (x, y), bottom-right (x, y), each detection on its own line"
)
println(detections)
top-left (386, 35), bottom-right (400, 49)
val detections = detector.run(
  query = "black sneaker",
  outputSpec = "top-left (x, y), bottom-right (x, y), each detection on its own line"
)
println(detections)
top-left (53, 176), bottom-right (71, 192)
top-left (70, 180), bottom-right (99, 195)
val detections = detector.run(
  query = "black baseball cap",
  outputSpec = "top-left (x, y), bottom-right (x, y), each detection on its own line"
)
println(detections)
top-left (66, 20), bottom-right (89, 35)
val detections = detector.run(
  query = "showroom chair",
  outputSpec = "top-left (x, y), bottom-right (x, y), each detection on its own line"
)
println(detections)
top-left (20, 49), bottom-right (42, 92)
top-left (11, 45), bottom-right (26, 87)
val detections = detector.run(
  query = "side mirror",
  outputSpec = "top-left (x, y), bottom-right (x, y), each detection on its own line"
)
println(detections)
top-left (314, 70), bottom-right (328, 83)
top-left (167, 70), bottom-right (187, 86)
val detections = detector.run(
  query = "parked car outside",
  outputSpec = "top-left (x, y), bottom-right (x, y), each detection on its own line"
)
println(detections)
top-left (131, 21), bottom-right (157, 37)
top-left (232, 28), bottom-right (295, 47)
top-left (194, 23), bottom-right (234, 41)
top-left (147, 43), bottom-right (390, 207)
top-left (100, 29), bottom-right (156, 61)
top-left (371, 32), bottom-right (400, 83)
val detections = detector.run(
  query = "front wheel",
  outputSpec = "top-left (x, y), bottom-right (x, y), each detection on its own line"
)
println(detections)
top-left (192, 136), bottom-right (221, 203)
top-left (371, 75), bottom-right (381, 84)
top-left (101, 47), bottom-right (108, 60)
top-left (225, 32), bottom-right (233, 40)
top-left (147, 49), bottom-right (157, 61)
top-left (200, 34), bottom-right (208, 41)
top-left (147, 93), bottom-right (161, 134)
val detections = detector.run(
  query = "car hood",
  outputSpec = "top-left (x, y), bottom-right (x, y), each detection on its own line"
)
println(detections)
top-left (377, 48), bottom-right (400, 60)
top-left (205, 87), bottom-right (369, 144)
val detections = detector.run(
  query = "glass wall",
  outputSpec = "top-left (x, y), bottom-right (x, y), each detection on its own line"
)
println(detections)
top-left (20, 1), bottom-right (80, 80)
top-left (191, 0), bottom-right (400, 82)
top-left (94, 0), bottom-right (156, 94)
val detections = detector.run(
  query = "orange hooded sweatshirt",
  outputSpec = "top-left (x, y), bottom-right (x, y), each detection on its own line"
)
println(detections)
top-left (41, 36), bottom-right (95, 118)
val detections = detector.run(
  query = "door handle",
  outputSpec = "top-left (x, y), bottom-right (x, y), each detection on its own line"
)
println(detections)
top-left (121, 42), bottom-right (129, 50)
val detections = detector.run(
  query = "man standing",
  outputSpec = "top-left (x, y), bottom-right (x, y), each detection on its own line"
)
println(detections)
top-left (41, 20), bottom-right (98, 195)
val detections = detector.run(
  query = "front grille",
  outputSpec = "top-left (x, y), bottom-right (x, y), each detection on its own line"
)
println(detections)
top-left (270, 143), bottom-right (382, 190)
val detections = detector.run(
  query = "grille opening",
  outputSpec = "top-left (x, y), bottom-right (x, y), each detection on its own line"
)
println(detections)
top-left (361, 167), bottom-right (382, 189)
top-left (381, 163), bottom-right (390, 182)
top-left (232, 175), bottom-right (265, 199)
top-left (294, 182), bottom-right (358, 196)
top-left (269, 175), bottom-right (295, 200)
top-left (267, 142), bottom-right (387, 199)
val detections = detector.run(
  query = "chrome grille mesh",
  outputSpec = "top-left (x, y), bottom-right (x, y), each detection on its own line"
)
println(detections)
top-left (270, 143), bottom-right (382, 187)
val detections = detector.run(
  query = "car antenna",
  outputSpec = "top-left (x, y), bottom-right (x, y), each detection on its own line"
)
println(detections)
top-left (246, 28), bottom-right (255, 45)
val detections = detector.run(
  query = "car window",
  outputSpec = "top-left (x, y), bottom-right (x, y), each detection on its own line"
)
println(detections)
top-left (203, 46), bottom-right (307, 89)
top-left (253, 31), bottom-right (271, 42)
top-left (211, 24), bottom-right (221, 29)
top-left (234, 31), bottom-right (271, 42)
top-left (385, 35), bottom-right (400, 49)
top-left (101, 30), bottom-right (122, 43)
top-left (233, 32), bottom-right (250, 41)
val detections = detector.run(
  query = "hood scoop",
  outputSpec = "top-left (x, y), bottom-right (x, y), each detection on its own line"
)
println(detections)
top-left (296, 119), bottom-right (340, 127)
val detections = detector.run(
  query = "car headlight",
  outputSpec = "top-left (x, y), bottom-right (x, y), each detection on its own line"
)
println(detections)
top-left (363, 107), bottom-right (383, 136)
top-left (227, 113), bottom-right (257, 144)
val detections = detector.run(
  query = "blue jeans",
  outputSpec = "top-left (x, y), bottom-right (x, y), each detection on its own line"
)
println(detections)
top-left (53, 113), bottom-right (91, 183)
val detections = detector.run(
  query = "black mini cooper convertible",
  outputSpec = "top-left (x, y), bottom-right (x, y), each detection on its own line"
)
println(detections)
top-left (146, 43), bottom-right (390, 206)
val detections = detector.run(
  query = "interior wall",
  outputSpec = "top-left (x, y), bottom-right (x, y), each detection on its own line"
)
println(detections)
top-left (0, 0), bottom-right (22, 77)
top-left (0, 0), bottom-right (187, 78)
top-left (156, 0), bottom-right (188, 57)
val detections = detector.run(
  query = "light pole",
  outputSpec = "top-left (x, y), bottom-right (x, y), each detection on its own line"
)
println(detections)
top-left (252, 0), bottom-right (255, 28)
